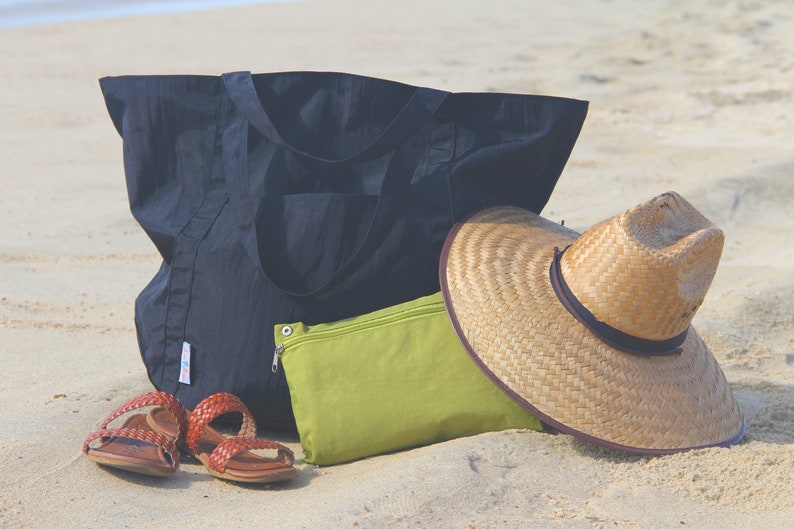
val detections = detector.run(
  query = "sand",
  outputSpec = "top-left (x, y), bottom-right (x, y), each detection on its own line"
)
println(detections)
top-left (1, 0), bottom-right (793, 527)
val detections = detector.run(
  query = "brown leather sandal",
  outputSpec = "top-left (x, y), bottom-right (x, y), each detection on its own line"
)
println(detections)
top-left (147, 392), bottom-right (296, 484)
top-left (82, 391), bottom-right (188, 477)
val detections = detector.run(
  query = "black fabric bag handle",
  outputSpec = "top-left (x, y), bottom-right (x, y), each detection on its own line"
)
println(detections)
top-left (261, 150), bottom-right (409, 299)
top-left (222, 72), bottom-right (449, 299)
top-left (223, 71), bottom-right (447, 164)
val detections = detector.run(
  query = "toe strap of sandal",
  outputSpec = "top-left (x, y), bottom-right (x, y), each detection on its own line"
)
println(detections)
top-left (207, 436), bottom-right (295, 475)
top-left (82, 426), bottom-right (181, 470)
top-left (99, 391), bottom-right (189, 441)
top-left (187, 392), bottom-right (257, 454)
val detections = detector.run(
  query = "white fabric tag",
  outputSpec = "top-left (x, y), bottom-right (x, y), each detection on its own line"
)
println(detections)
top-left (179, 341), bottom-right (192, 385)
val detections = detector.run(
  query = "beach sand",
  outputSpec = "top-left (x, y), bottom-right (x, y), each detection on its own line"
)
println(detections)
top-left (1, 0), bottom-right (793, 527)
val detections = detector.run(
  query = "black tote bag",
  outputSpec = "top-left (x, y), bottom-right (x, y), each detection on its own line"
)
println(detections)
top-left (101, 71), bottom-right (587, 430)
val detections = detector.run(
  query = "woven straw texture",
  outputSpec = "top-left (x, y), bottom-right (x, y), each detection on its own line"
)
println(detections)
top-left (561, 193), bottom-right (724, 340)
top-left (440, 192), bottom-right (744, 453)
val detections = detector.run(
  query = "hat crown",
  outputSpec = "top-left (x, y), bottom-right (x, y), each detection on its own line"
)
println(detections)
top-left (559, 192), bottom-right (724, 341)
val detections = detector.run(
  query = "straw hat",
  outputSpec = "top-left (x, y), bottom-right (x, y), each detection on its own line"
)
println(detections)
top-left (440, 191), bottom-right (745, 454)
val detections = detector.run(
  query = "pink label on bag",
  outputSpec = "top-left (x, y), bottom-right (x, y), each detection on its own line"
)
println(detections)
top-left (179, 341), bottom-right (191, 385)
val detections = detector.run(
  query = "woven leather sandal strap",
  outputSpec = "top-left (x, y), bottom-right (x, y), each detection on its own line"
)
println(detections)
top-left (99, 391), bottom-right (189, 440)
top-left (187, 393), bottom-right (257, 454)
top-left (82, 427), bottom-right (181, 469)
top-left (207, 436), bottom-right (295, 474)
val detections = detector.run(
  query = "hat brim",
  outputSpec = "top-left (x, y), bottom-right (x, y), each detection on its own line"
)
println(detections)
top-left (440, 206), bottom-right (745, 454)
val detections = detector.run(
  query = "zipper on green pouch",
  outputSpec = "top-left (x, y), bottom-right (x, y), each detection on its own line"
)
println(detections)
top-left (271, 297), bottom-right (446, 373)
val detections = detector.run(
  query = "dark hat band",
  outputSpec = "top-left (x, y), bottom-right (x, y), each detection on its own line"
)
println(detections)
top-left (549, 246), bottom-right (687, 357)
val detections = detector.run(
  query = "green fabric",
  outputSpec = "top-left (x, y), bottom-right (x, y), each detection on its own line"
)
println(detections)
top-left (274, 292), bottom-right (542, 465)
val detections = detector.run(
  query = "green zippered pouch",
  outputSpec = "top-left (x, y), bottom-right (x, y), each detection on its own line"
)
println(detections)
top-left (273, 292), bottom-right (542, 465)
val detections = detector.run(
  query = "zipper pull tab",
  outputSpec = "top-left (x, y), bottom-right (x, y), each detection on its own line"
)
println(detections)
top-left (272, 343), bottom-right (284, 373)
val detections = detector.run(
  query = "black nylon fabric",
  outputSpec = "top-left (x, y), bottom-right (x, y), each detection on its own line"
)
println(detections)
top-left (100, 71), bottom-right (588, 430)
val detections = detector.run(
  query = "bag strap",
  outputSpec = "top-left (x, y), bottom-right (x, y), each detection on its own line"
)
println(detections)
top-left (222, 73), bottom-right (449, 299)
top-left (222, 71), bottom-right (447, 164)
top-left (267, 150), bottom-right (408, 299)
